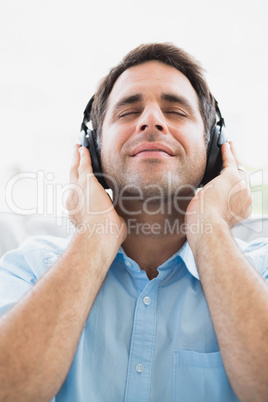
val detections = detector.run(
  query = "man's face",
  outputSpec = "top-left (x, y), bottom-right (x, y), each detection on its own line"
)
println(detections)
top-left (100, 60), bottom-right (207, 199)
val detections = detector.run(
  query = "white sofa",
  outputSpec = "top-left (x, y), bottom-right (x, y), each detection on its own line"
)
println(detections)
top-left (0, 212), bottom-right (267, 257)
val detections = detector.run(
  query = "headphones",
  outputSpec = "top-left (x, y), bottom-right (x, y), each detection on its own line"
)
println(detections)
top-left (80, 96), bottom-right (228, 188)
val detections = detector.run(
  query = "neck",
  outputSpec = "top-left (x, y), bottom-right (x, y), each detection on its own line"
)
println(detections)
top-left (115, 199), bottom-right (189, 280)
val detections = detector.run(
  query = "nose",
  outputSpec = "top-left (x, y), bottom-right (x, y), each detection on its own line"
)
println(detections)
top-left (136, 105), bottom-right (168, 135)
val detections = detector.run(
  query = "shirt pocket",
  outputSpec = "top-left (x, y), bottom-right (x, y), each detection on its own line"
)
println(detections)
top-left (173, 349), bottom-right (240, 402)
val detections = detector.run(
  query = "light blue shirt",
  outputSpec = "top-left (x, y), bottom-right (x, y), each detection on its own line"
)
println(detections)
top-left (0, 235), bottom-right (268, 402)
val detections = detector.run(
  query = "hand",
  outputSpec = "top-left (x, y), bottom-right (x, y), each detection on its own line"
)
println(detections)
top-left (66, 144), bottom-right (127, 247)
top-left (185, 142), bottom-right (252, 249)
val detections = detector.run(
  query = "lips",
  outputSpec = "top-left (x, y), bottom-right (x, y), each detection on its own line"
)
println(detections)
top-left (130, 142), bottom-right (175, 157)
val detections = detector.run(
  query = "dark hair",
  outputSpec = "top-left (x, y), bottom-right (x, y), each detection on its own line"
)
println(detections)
top-left (90, 42), bottom-right (216, 147)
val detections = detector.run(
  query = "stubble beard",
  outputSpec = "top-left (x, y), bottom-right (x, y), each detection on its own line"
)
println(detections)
top-left (103, 156), bottom-right (203, 210)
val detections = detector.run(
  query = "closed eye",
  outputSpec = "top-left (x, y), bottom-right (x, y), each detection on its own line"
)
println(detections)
top-left (165, 110), bottom-right (187, 117)
top-left (119, 110), bottom-right (141, 118)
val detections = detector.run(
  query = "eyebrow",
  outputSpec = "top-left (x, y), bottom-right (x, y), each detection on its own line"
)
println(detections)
top-left (112, 94), bottom-right (143, 114)
top-left (160, 93), bottom-right (196, 114)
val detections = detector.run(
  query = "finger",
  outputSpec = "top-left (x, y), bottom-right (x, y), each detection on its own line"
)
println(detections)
top-left (229, 141), bottom-right (247, 176)
top-left (69, 144), bottom-right (81, 184)
top-left (221, 142), bottom-right (237, 170)
top-left (78, 146), bottom-right (93, 175)
top-left (229, 141), bottom-right (239, 161)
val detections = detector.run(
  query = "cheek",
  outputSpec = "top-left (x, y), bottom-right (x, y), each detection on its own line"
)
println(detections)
top-left (173, 123), bottom-right (206, 155)
top-left (100, 127), bottom-right (126, 172)
top-left (101, 133), bottom-right (121, 158)
top-left (101, 123), bottom-right (132, 156)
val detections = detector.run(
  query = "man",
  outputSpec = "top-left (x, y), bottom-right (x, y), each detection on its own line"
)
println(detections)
top-left (0, 43), bottom-right (268, 402)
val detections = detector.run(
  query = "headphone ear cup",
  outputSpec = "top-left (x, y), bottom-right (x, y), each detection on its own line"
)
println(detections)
top-left (81, 129), bottom-right (109, 189)
top-left (200, 125), bottom-right (224, 186)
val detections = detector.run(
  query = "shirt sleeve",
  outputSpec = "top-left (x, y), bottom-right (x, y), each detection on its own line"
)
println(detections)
top-left (0, 235), bottom-right (67, 316)
top-left (241, 237), bottom-right (268, 282)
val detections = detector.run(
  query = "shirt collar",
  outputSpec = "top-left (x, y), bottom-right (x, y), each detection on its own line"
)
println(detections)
top-left (175, 241), bottom-right (200, 280)
top-left (117, 241), bottom-right (200, 281)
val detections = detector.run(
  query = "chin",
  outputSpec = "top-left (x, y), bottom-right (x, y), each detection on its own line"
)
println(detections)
top-left (114, 173), bottom-right (192, 200)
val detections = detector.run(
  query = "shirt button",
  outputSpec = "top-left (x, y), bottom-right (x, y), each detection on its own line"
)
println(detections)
top-left (125, 261), bottom-right (132, 267)
top-left (136, 363), bottom-right (144, 373)
top-left (143, 296), bottom-right (151, 306)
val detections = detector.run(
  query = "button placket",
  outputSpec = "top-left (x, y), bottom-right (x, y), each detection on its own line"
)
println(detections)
top-left (124, 281), bottom-right (160, 401)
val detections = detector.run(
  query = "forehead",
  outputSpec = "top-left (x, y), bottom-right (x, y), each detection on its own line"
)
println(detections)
top-left (107, 60), bottom-right (200, 108)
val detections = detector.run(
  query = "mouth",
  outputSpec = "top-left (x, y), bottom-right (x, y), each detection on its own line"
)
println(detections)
top-left (130, 142), bottom-right (175, 158)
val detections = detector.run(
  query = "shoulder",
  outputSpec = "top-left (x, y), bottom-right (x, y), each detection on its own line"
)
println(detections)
top-left (12, 234), bottom-right (70, 260)
top-left (0, 235), bottom-right (71, 314)
top-left (236, 237), bottom-right (268, 279)
top-left (0, 235), bottom-right (71, 280)
top-left (18, 234), bottom-right (70, 254)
